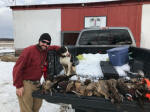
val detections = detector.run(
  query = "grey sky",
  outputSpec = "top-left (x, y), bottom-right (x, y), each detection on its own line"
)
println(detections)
top-left (0, 0), bottom-right (117, 38)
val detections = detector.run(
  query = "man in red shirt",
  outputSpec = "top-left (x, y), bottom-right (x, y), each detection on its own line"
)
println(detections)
top-left (13, 33), bottom-right (60, 112)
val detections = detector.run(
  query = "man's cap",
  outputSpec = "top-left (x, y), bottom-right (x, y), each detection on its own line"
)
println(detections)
top-left (39, 33), bottom-right (51, 42)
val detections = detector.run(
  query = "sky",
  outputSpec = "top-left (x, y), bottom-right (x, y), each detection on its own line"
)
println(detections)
top-left (0, 0), bottom-right (117, 38)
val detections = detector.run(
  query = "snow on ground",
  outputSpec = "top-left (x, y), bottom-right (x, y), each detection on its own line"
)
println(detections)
top-left (0, 61), bottom-right (61, 112)
top-left (0, 47), bottom-right (15, 53)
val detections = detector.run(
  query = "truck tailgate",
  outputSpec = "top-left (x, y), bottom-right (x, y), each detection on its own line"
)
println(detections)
top-left (33, 90), bottom-right (150, 112)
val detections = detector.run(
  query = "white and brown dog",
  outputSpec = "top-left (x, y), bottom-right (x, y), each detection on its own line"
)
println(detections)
top-left (57, 46), bottom-right (76, 76)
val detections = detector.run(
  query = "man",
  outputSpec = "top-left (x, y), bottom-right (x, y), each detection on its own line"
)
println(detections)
top-left (13, 33), bottom-right (60, 112)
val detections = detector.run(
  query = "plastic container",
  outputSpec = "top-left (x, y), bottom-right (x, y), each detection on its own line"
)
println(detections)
top-left (107, 46), bottom-right (129, 66)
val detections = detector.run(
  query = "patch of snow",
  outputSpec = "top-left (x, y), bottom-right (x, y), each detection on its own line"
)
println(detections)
top-left (72, 53), bottom-right (109, 81)
top-left (0, 47), bottom-right (14, 53)
top-left (114, 64), bottom-right (130, 77)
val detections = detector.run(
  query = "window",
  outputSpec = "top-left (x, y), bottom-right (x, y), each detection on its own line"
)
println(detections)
top-left (79, 29), bottom-right (132, 45)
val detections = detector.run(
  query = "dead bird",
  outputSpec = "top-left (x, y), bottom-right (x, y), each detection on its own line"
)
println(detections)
top-left (42, 80), bottom-right (54, 95)
top-left (66, 80), bottom-right (75, 93)
top-left (84, 79), bottom-right (91, 85)
top-left (85, 81), bottom-right (96, 96)
top-left (57, 81), bottom-right (69, 93)
top-left (74, 80), bottom-right (82, 92)
top-left (95, 80), bottom-right (110, 100)
top-left (117, 78), bottom-right (130, 99)
top-left (66, 79), bottom-right (88, 97)
top-left (107, 79), bottom-right (123, 103)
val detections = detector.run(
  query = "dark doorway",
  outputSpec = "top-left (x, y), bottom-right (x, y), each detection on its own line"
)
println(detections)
top-left (61, 31), bottom-right (80, 46)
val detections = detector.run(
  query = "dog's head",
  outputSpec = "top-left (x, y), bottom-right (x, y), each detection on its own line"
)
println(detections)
top-left (57, 46), bottom-right (70, 57)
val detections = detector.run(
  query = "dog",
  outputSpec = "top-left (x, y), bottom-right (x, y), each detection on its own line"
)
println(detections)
top-left (57, 46), bottom-right (76, 76)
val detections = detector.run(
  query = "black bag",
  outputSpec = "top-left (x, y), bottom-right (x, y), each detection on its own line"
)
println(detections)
top-left (100, 61), bottom-right (119, 79)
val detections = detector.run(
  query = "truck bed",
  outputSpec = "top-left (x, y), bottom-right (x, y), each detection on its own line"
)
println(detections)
top-left (33, 46), bottom-right (150, 112)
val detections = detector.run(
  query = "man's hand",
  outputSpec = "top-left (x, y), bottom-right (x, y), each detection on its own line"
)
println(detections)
top-left (16, 87), bottom-right (24, 97)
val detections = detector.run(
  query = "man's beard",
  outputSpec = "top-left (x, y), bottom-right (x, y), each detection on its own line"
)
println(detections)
top-left (38, 44), bottom-right (48, 51)
top-left (41, 45), bottom-right (48, 50)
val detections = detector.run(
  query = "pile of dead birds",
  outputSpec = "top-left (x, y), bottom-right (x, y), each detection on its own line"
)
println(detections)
top-left (40, 73), bottom-right (150, 107)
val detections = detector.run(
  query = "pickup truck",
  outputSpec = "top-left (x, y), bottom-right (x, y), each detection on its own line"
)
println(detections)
top-left (33, 27), bottom-right (150, 112)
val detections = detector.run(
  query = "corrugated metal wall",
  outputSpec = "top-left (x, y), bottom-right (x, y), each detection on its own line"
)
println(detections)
top-left (61, 4), bottom-right (142, 46)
